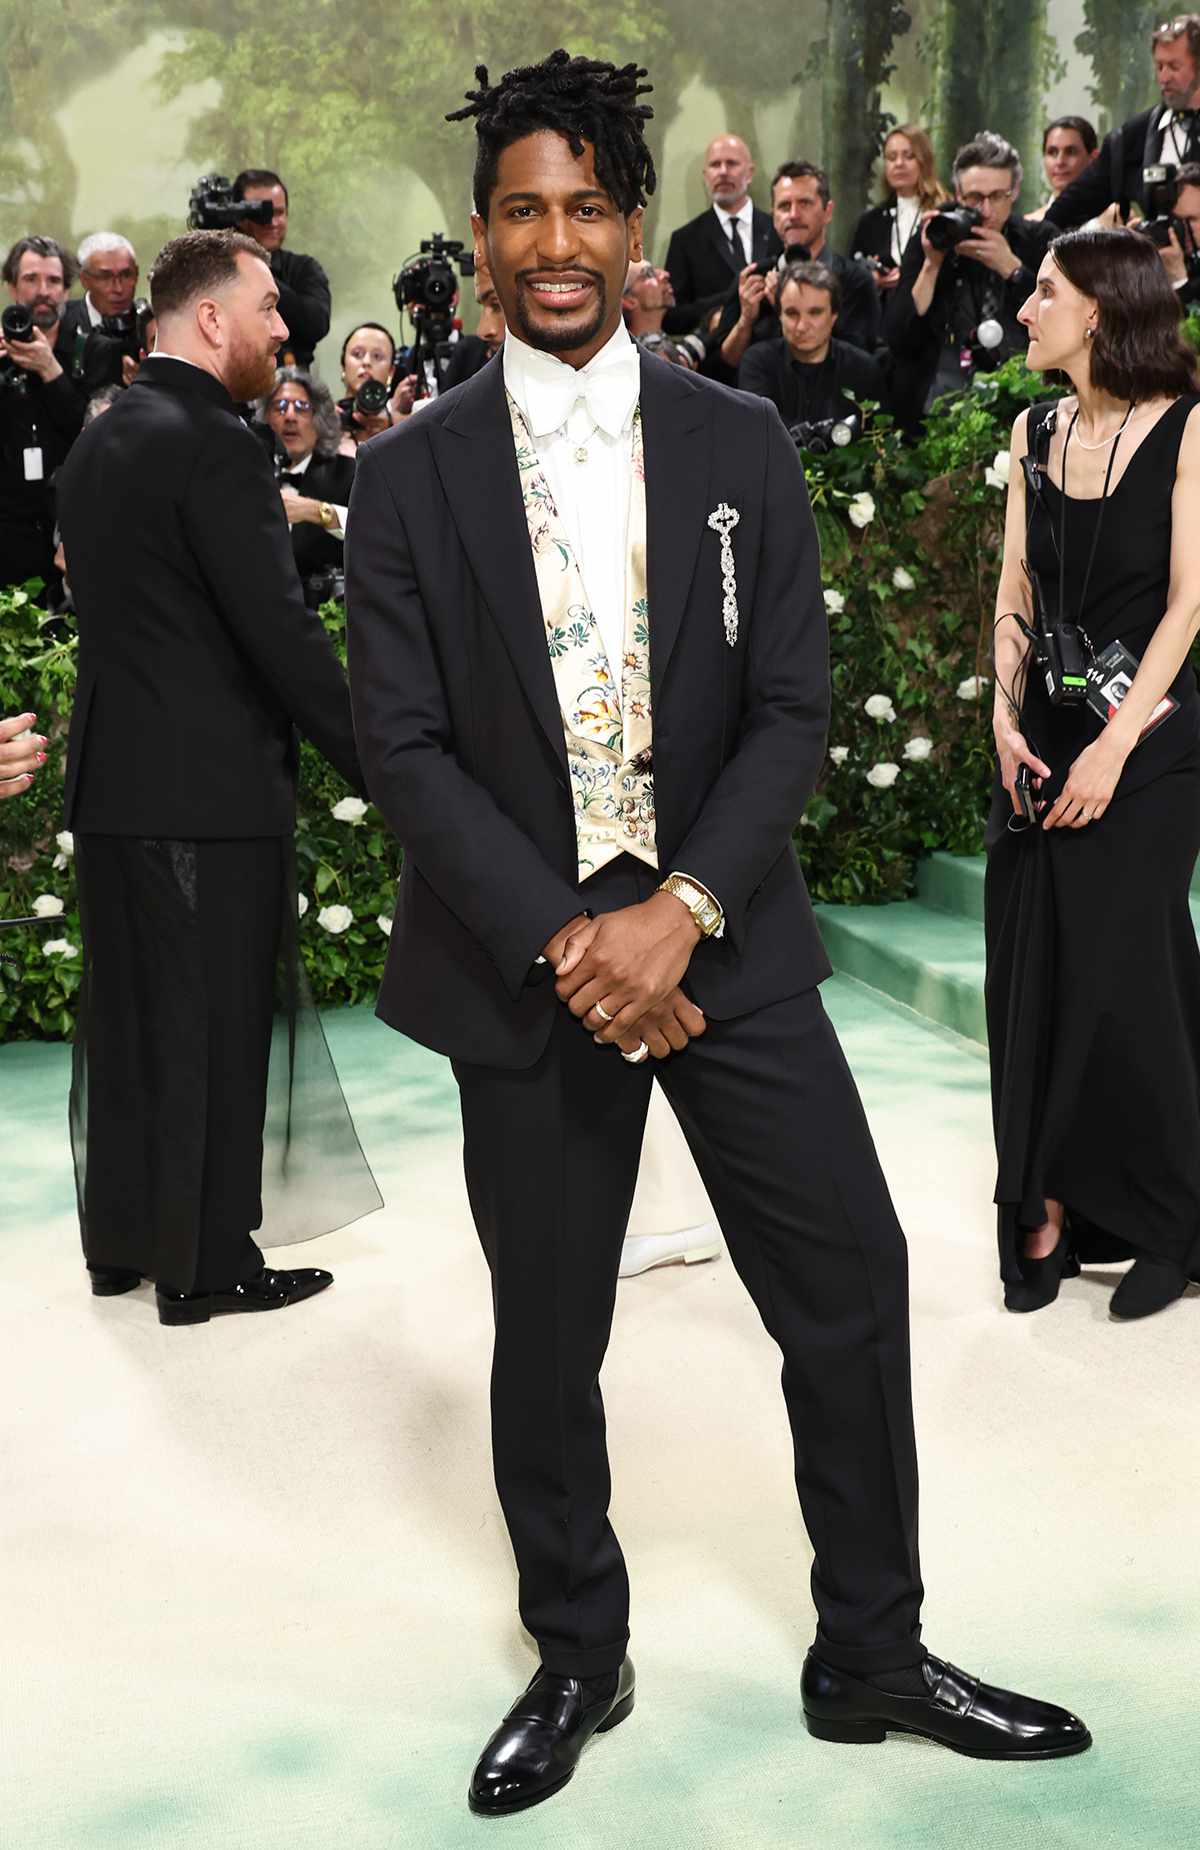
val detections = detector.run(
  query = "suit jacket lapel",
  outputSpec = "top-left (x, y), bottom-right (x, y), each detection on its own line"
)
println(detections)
top-left (429, 361), bottom-right (568, 781)
top-left (639, 352), bottom-right (712, 704)
top-left (705, 208), bottom-right (741, 277)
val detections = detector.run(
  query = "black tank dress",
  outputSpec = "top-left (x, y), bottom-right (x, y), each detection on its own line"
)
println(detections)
top-left (985, 395), bottom-right (1200, 1284)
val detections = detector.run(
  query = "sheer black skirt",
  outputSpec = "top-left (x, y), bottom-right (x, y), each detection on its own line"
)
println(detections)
top-left (69, 835), bottom-right (381, 1293)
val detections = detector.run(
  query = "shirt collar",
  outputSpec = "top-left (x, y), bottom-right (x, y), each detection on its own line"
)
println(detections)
top-left (502, 319), bottom-right (640, 441)
top-left (84, 293), bottom-right (103, 328)
top-left (713, 199), bottom-right (753, 230)
top-left (280, 449), bottom-right (313, 477)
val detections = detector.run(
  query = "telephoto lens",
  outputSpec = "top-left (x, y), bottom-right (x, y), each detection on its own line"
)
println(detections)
top-left (1, 303), bottom-right (36, 344)
top-left (925, 204), bottom-right (983, 252)
top-left (355, 378), bottom-right (391, 416)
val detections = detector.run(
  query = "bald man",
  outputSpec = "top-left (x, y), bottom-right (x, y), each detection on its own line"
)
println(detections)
top-left (663, 133), bottom-right (781, 335)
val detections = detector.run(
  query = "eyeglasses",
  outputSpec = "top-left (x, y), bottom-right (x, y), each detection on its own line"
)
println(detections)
top-left (84, 267), bottom-right (137, 284)
top-left (960, 189), bottom-right (1013, 208)
top-left (269, 398), bottom-right (312, 416)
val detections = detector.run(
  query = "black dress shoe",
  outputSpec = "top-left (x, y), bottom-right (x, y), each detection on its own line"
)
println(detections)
top-left (1004, 1234), bottom-right (1079, 1313)
top-left (156, 1266), bottom-right (333, 1326)
top-left (468, 1658), bottom-right (635, 1816)
top-left (88, 1266), bottom-right (142, 1297)
top-left (802, 1653), bottom-right (1091, 1760)
top-left (1110, 1257), bottom-right (1190, 1321)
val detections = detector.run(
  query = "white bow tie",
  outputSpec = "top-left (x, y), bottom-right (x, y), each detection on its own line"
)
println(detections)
top-left (521, 345), bottom-right (640, 443)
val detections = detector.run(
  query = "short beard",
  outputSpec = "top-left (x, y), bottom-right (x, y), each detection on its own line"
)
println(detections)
top-left (511, 276), bottom-right (608, 355)
top-left (226, 337), bottom-right (278, 404)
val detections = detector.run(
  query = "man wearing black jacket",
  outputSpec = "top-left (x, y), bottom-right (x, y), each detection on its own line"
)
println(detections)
top-left (235, 169), bottom-right (332, 366)
top-left (347, 48), bottom-right (1089, 1819)
top-left (663, 133), bottom-right (780, 334)
top-left (59, 230), bottom-right (371, 1325)
top-left (1047, 16), bottom-right (1200, 229)
top-left (737, 261), bottom-right (887, 429)
top-left (1, 236), bottom-right (85, 589)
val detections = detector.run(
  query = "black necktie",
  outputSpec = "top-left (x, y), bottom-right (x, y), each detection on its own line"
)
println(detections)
top-left (728, 216), bottom-right (746, 268)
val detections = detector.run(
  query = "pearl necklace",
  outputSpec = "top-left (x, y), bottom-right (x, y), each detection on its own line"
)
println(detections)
top-left (1070, 404), bottom-right (1138, 450)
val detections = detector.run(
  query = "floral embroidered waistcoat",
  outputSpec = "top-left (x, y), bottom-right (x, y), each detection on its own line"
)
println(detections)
top-left (508, 394), bottom-right (657, 880)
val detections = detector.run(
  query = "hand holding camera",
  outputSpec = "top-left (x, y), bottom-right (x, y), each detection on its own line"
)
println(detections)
top-left (735, 261), bottom-right (769, 328)
top-left (0, 304), bottom-right (62, 384)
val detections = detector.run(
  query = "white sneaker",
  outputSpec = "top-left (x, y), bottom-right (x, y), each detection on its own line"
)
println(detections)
top-left (618, 1223), bottom-right (722, 1279)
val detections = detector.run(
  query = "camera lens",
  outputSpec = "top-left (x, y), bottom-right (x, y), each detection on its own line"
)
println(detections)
top-left (355, 378), bottom-right (391, 416)
top-left (1, 303), bottom-right (35, 343)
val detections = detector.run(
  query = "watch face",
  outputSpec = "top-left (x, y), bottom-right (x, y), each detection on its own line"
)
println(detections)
top-left (697, 901), bottom-right (719, 932)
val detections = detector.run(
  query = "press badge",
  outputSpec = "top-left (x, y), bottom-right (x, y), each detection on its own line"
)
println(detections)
top-left (1085, 639), bottom-right (1178, 742)
top-left (22, 447), bottom-right (44, 482)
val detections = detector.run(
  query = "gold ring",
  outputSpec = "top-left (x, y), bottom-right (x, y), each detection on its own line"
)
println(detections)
top-left (595, 1001), bottom-right (614, 1023)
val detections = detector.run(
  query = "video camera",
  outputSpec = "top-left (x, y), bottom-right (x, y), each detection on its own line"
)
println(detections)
top-left (788, 411), bottom-right (861, 455)
top-left (188, 175), bottom-right (273, 232)
top-left (392, 232), bottom-right (475, 399)
top-left (925, 203), bottom-right (983, 252)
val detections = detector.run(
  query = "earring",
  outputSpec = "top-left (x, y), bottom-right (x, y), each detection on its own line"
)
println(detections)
top-left (1085, 326), bottom-right (1095, 339)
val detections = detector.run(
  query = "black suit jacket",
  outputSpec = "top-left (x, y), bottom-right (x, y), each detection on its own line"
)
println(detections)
top-left (281, 450), bottom-right (356, 578)
top-left (59, 358), bottom-right (361, 835)
top-left (272, 248), bottom-right (332, 368)
top-left (1045, 107), bottom-right (1181, 230)
top-left (345, 351), bottom-right (832, 1070)
top-left (664, 205), bottom-right (782, 333)
top-left (713, 246), bottom-right (883, 365)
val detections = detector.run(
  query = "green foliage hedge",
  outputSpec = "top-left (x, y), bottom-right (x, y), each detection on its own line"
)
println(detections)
top-left (0, 354), bottom-right (1061, 1041)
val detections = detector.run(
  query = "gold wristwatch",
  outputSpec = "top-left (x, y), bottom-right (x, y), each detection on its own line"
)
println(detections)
top-left (318, 501), bottom-right (337, 530)
top-left (658, 872), bottom-right (724, 939)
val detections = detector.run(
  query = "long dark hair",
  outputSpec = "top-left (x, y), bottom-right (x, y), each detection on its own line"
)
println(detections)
top-left (1050, 228), bottom-right (1198, 400)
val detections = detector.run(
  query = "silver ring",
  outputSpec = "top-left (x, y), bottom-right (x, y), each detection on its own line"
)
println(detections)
top-left (621, 1041), bottom-right (649, 1065)
top-left (595, 1001), bottom-right (615, 1022)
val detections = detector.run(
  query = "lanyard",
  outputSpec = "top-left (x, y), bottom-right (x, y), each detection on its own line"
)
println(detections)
top-left (1058, 404), bottom-right (1132, 633)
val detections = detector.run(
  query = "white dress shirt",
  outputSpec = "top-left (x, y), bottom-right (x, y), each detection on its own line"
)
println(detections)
top-left (714, 198), bottom-right (755, 268)
top-left (502, 320), bottom-right (640, 683)
top-left (891, 196), bottom-right (922, 264)
top-left (1160, 109), bottom-right (1199, 170)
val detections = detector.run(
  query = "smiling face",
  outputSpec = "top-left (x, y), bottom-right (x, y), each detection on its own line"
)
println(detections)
top-left (473, 129), bottom-right (643, 368)
top-left (1019, 251), bottom-right (1094, 374)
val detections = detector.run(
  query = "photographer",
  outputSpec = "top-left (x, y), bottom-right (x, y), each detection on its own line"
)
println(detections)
top-left (736, 262), bottom-right (886, 433)
top-left (716, 161), bottom-right (880, 379)
top-left (1026, 117), bottom-right (1099, 223)
top-left (850, 125), bottom-right (948, 298)
top-left (439, 259), bottom-right (506, 390)
top-left (60, 234), bottom-right (146, 389)
top-left (1, 236), bottom-right (86, 589)
top-left (1047, 18), bottom-right (1200, 230)
top-left (888, 132), bottom-right (1052, 427)
top-left (234, 169), bottom-right (331, 366)
top-left (258, 367), bottom-right (354, 606)
top-left (1140, 159), bottom-right (1200, 308)
top-left (337, 322), bottom-right (417, 448)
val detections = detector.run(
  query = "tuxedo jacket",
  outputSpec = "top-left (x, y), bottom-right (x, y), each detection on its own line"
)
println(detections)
top-left (282, 450), bottom-right (357, 578)
top-left (59, 358), bottom-right (361, 835)
top-left (663, 205), bottom-right (782, 334)
top-left (1045, 107), bottom-right (1187, 230)
top-left (345, 349), bottom-right (832, 1070)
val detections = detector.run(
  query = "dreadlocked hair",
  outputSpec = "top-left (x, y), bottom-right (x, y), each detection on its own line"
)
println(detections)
top-left (447, 48), bottom-right (656, 220)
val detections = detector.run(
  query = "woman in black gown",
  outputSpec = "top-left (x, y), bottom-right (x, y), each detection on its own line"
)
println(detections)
top-left (987, 227), bottom-right (1200, 1320)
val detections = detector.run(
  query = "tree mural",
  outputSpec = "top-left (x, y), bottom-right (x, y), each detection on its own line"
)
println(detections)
top-left (1076, 0), bottom-right (1159, 133)
top-left (929, 0), bottom-right (1049, 195)
top-left (820, 0), bottom-right (913, 242)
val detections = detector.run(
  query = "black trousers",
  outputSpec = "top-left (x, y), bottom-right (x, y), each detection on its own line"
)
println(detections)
top-left (453, 858), bottom-right (923, 1679)
top-left (72, 836), bottom-right (280, 1294)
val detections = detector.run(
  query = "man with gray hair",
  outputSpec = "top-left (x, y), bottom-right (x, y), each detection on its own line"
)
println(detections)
top-left (60, 232), bottom-right (143, 389)
top-left (887, 130), bottom-right (1053, 427)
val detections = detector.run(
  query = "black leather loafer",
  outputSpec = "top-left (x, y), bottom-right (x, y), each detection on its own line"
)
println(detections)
top-left (468, 1657), bottom-right (635, 1816)
top-left (89, 1266), bottom-right (142, 1297)
top-left (156, 1266), bottom-right (333, 1326)
top-left (1110, 1257), bottom-right (1191, 1321)
top-left (802, 1653), bottom-right (1091, 1760)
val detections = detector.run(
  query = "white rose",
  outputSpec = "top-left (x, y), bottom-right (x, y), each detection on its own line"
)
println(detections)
top-left (55, 831), bottom-right (74, 858)
top-left (891, 566), bottom-right (915, 591)
top-left (829, 745), bottom-right (850, 766)
top-left (42, 938), bottom-right (78, 958)
top-left (823, 588), bottom-right (846, 615)
top-left (32, 894), bottom-right (65, 918)
top-left (848, 492), bottom-right (876, 530)
top-left (331, 796), bottom-right (369, 825)
top-left (297, 892), bottom-right (309, 918)
top-left (984, 449), bottom-right (1010, 491)
top-left (865, 762), bottom-right (901, 790)
top-left (377, 914), bottom-right (393, 938)
top-left (317, 904), bottom-right (353, 935)
top-left (864, 694), bottom-right (896, 722)
top-left (903, 736), bottom-right (934, 762)
top-left (956, 675), bottom-right (990, 701)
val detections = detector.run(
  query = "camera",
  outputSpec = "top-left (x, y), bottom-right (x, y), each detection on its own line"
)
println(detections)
top-left (188, 175), bottom-right (273, 232)
top-left (636, 331), bottom-right (705, 369)
top-left (97, 298), bottom-right (154, 363)
top-left (856, 251), bottom-right (897, 277)
top-left (336, 374), bottom-right (394, 432)
top-left (393, 232), bottom-right (475, 399)
top-left (1, 303), bottom-right (36, 344)
top-left (925, 203), bottom-right (983, 252)
top-left (788, 412), bottom-right (861, 454)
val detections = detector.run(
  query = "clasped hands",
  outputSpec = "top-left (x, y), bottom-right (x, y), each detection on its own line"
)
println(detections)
top-left (541, 891), bottom-right (707, 1060)
top-left (996, 718), bottom-right (1129, 828)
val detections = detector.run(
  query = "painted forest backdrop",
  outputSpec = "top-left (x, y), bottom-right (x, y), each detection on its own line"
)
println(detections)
top-left (0, 2), bottom-right (1172, 368)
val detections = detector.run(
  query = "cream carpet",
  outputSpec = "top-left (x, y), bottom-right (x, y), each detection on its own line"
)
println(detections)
top-left (2, 977), bottom-right (1197, 1849)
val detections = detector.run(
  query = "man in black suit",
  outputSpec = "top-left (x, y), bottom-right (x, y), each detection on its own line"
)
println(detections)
top-left (234, 169), bottom-right (332, 367)
top-left (663, 132), bottom-right (780, 334)
top-left (715, 161), bottom-right (880, 380)
top-left (737, 261), bottom-right (887, 429)
top-left (346, 48), bottom-right (1089, 1818)
top-left (0, 236), bottom-right (85, 589)
top-left (1047, 15), bottom-right (1200, 229)
top-left (59, 229), bottom-right (376, 1325)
